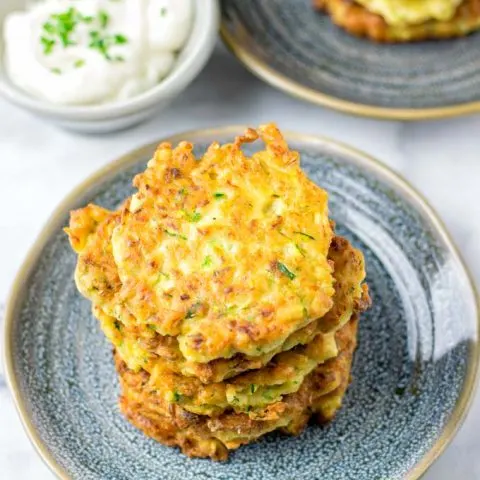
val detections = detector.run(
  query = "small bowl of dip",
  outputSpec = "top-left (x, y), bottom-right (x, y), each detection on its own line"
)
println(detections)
top-left (0, 0), bottom-right (219, 133)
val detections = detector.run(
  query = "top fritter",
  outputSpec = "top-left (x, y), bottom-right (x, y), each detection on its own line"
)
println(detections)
top-left (68, 124), bottom-right (335, 363)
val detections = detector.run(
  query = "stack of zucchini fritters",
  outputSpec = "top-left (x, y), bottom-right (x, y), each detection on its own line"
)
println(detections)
top-left (66, 124), bottom-right (370, 460)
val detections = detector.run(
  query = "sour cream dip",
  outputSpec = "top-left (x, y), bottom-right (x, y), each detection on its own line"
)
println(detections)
top-left (3, 0), bottom-right (193, 105)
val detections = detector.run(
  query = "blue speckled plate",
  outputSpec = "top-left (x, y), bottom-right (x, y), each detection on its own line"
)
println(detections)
top-left (221, 0), bottom-right (480, 120)
top-left (4, 127), bottom-right (479, 480)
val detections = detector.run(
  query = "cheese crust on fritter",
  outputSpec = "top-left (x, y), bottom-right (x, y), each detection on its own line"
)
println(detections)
top-left (109, 124), bottom-right (334, 362)
top-left (116, 316), bottom-right (358, 461)
top-left (313, 0), bottom-right (480, 42)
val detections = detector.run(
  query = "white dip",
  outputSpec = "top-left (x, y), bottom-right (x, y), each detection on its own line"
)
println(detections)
top-left (3, 0), bottom-right (193, 105)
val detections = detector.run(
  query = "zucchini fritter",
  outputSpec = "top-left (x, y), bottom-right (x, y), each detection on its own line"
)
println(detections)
top-left (116, 316), bottom-right (358, 460)
top-left (110, 124), bottom-right (334, 362)
top-left (84, 234), bottom-right (367, 387)
top-left (67, 125), bottom-right (338, 369)
top-left (97, 236), bottom-right (369, 417)
top-left (313, 0), bottom-right (480, 42)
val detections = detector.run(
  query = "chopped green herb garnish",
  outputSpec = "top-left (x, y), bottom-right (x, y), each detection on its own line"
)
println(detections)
top-left (43, 22), bottom-right (55, 35)
top-left (113, 320), bottom-right (121, 331)
top-left (41, 36), bottom-right (56, 55)
top-left (41, 7), bottom-right (94, 54)
top-left (40, 8), bottom-right (127, 62)
top-left (172, 391), bottom-right (182, 402)
top-left (218, 304), bottom-right (237, 318)
top-left (99, 10), bottom-right (110, 29)
top-left (185, 303), bottom-right (201, 319)
top-left (293, 231), bottom-right (315, 240)
top-left (160, 7), bottom-right (168, 16)
top-left (231, 395), bottom-right (240, 404)
top-left (202, 256), bottom-right (213, 268)
top-left (250, 384), bottom-right (257, 394)
top-left (277, 262), bottom-right (296, 280)
top-left (277, 229), bottom-right (291, 240)
top-left (164, 229), bottom-right (187, 240)
top-left (114, 34), bottom-right (128, 45)
top-left (184, 210), bottom-right (202, 223)
top-left (156, 271), bottom-right (170, 283)
top-left (48, 8), bottom-right (80, 47)
top-left (51, 67), bottom-right (62, 75)
top-left (89, 30), bottom-right (128, 62)
top-left (295, 243), bottom-right (306, 257)
top-left (147, 324), bottom-right (157, 332)
top-left (213, 192), bottom-right (226, 199)
top-left (74, 59), bottom-right (85, 68)
top-left (179, 188), bottom-right (187, 196)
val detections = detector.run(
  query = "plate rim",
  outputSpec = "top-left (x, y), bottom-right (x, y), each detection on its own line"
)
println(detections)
top-left (220, 23), bottom-right (480, 121)
top-left (4, 126), bottom-right (480, 479)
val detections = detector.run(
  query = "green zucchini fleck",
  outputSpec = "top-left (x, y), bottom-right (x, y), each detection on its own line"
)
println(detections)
top-left (277, 261), bottom-right (296, 280)
top-left (293, 231), bottom-right (315, 240)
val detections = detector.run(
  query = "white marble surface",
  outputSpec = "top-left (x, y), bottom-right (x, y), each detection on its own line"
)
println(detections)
top-left (1, 44), bottom-right (480, 479)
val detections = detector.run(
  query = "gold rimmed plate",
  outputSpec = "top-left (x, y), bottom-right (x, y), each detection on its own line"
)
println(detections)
top-left (221, 0), bottom-right (480, 120)
top-left (4, 126), bottom-right (480, 479)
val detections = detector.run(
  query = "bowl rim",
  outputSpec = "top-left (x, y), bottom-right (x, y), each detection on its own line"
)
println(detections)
top-left (220, 19), bottom-right (480, 121)
top-left (0, 0), bottom-right (220, 121)
top-left (4, 126), bottom-right (480, 479)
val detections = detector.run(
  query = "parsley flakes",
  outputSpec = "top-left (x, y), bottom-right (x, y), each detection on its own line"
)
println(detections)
top-left (40, 7), bottom-right (128, 63)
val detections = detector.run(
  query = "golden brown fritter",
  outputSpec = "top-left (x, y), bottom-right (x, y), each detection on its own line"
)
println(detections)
top-left (313, 0), bottom-right (480, 42)
top-left (66, 205), bottom-right (122, 308)
top-left (109, 124), bottom-right (335, 363)
top-left (109, 263), bottom-right (368, 418)
top-left (121, 330), bottom-right (338, 417)
top-left (89, 234), bottom-right (368, 387)
top-left (67, 180), bottom-right (366, 381)
top-left (116, 316), bottom-right (358, 460)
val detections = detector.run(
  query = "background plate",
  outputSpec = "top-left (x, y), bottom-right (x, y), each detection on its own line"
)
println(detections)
top-left (221, 0), bottom-right (480, 119)
top-left (4, 127), bottom-right (479, 480)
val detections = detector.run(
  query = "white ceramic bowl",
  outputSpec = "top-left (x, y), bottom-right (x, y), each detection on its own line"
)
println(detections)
top-left (0, 0), bottom-right (219, 133)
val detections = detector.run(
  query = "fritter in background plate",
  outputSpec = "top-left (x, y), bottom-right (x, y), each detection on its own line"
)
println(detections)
top-left (313, 0), bottom-right (480, 42)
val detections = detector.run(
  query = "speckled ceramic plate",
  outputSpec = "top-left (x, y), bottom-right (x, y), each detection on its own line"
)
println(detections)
top-left (221, 0), bottom-right (480, 120)
top-left (4, 127), bottom-right (480, 480)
